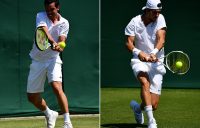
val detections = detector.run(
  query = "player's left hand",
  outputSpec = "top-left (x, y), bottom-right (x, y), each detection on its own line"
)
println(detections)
top-left (55, 45), bottom-right (64, 52)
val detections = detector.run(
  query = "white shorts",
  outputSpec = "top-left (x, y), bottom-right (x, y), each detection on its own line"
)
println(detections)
top-left (131, 58), bottom-right (166, 95)
top-left (27, 59), bottom-right (62, 93)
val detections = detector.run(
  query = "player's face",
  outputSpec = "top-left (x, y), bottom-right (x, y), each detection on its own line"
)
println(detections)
top-left (45, 2), bottom-right (59, 20)
top-left (147, 9), bottom-right (161, 22)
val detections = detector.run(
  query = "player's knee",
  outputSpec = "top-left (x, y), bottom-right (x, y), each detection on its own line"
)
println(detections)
top-left (141, 79), bottom-right (149, 86)
top-left (138, 72), bottom-right (150, 87)
top-left (52, 83), bottom-right (64, 95)
top-left (53, 88), bottom-right (64, 96)
top-left (27, 94), bottom-right (36, 103)
top-left (139, 77), bottom-right (149, 88)
top-left (27, 93), bottom-right (40, 105)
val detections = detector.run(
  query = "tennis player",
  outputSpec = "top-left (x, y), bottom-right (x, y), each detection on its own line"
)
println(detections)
top-left (125, 0), bottom-right (166, 127)
top-left (27, 0), bottom-right (73, 128)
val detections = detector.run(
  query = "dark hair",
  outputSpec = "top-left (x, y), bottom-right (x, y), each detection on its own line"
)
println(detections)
top-left (44, 0), bottom-right (59, 7)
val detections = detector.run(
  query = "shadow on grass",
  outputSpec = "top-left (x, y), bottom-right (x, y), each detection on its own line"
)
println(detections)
top-left (101, 123), bottom-right (147, 128)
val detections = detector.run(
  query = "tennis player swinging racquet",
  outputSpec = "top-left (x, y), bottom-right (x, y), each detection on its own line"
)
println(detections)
top-left (27, 1), bottom-right (72, 127)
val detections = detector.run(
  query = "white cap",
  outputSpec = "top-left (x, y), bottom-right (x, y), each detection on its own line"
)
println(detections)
top-left (142, 0), bottom-right (162, 10)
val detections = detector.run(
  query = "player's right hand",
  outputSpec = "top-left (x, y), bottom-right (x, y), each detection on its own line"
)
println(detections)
top-left (138, 51), bottom-right (149, 62)
top-left (148, 54), bottom-right (157, 62)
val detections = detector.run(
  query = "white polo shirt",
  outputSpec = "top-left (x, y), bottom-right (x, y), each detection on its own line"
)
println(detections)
top-left (125, 14), bottom-right (166, 59)
top-left (29, 11), bottom-right (69, 62)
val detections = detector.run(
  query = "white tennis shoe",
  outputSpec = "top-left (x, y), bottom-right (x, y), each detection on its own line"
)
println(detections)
top-left (148, 118), bottom-right (157, 128)
top-left (130, 100), bottom-right (144, 124)
top-left (63, 122), bottom-right (73, 128)
top-left (45, 110), bottom-right (58, 128)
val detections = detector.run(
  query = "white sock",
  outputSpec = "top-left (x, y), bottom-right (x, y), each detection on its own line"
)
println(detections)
top-left (43, 106), bottom-right (51, 117)
top-left (63, 113), bottom-right (71, 123)
top-left (144, 105), bottom-right (154, 122)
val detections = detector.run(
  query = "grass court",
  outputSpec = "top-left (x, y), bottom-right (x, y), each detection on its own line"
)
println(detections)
top-left (101, 88), bottom-right (200, 128)
top-left (0, 114), bottom-right (99, 128)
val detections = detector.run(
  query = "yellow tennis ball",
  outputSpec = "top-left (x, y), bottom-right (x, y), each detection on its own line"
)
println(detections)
top-left (59, 41), bottom-right (66, 49)
top-left (176, 61), bottom-right (183, 68)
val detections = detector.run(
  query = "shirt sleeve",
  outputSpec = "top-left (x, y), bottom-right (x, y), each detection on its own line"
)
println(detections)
top-left (125, 18), bottom-right (135, 36)
top-left (156, 14), bottom-right (167, 31)
top-left (36, 12), bottom-right (47, 28)
top-left (59, 20), bottom-right (69, 37)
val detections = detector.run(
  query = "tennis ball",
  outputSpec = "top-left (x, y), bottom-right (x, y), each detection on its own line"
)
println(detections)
top-left (59, 41), bottom-right (66, 49)
top-left (176, 61), bottom-right (183, 68)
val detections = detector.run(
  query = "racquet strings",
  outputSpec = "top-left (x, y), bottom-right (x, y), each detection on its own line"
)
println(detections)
top-left (36, 28), bottom-right (48, 51)
top-left (166, 51), bottom-right (190, 74)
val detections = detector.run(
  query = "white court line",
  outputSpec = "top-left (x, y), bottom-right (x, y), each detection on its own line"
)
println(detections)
top-left (0, 114), bottom-right (100, 121)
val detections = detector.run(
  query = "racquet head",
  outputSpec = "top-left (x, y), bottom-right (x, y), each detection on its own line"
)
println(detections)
top-left (165, 51), bottom-right (190, 75)
top-left (35, 28), bottom-right (49, 51)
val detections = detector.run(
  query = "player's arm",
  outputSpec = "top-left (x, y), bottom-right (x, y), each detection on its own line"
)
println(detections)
top-left (40, 26), bottom-right (57, 50)
top-left (126, 35), bottom-right (149, 62)
top-left (41, 26), bottom-right (66, 52)
top-left (58, 35), bottom-right (66, 42)
top-left (150, 27), bottom-right (166, 62)
top-left (155, 27), bottom-right (166, 50)
top-left (126, 35), bottom-right (135, 51)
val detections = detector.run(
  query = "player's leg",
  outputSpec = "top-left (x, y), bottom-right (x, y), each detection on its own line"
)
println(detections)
top-left (142, 93), bottom-right (159, 128)
top-left (146, 69), bottom-right (164, 128)
top-left (51, 81), bottom-right (72, 127)
top-left (140, 93), bottom-right (160, 110)
top-left (27, 60), bottom-right (58, 128)
top-left (27, 93), bottom-right (47, 111)
top-left (130, 60), bottom-right (149, 124)
top-left (130, 71), bottom-right (151, 125)
top-left (27, 93), bottom-right (58, 128)
top-left (48, 61), bottom-right (73, 128)
top-left (51, 81), bottom-right (69, 112)
top-left (149, 71), bottom-right (164, 110)
top-left (27, 60), bottom-right (48, 111)
top-left (137, 72), bottom-right (152, 107)
top-left (137, 72), bottom-right (157, 127)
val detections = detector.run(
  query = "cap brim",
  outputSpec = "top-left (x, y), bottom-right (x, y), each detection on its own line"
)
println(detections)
top-left (142, 6), bottom-right (146, 10)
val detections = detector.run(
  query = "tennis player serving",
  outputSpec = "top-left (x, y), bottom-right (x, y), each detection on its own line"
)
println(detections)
top-left (125, 0), bottom-right (166, 127)
top-left (27, 0), bottom-right (73, 128)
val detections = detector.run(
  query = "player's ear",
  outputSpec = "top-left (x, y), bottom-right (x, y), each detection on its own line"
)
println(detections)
top-left (57, 5), bottom-right (60, 12)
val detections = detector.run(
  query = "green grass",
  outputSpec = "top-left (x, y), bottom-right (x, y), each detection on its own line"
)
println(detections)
top-left (101, 88), bottom-right (200, 128)
top-left (0, 115), bottom-right (99, 128)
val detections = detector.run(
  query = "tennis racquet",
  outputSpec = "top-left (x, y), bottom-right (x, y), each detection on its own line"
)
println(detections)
top-left (35, 27), bottom-right (51, 51)
top-left (159, 51), bottom-right (190, 75)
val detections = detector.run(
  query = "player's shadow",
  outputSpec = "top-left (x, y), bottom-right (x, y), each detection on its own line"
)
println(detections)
top-left (101, 123), bottom-right (147, 128)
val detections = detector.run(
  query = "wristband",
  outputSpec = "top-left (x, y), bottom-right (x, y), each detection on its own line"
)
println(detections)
top-left (151, 48), bottom-right (159, 55)
top-left (132, 48), bottom-right (141, 56)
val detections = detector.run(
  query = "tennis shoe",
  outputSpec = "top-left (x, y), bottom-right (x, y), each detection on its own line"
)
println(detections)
top-left (130, 100), bottom-right (144, 124)
top-left (148, 118), bottom-right (157, 128)
top-left (63, 122), bottom-right (73, 128)
top-left (45, 110), bottom-right (58, 128)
